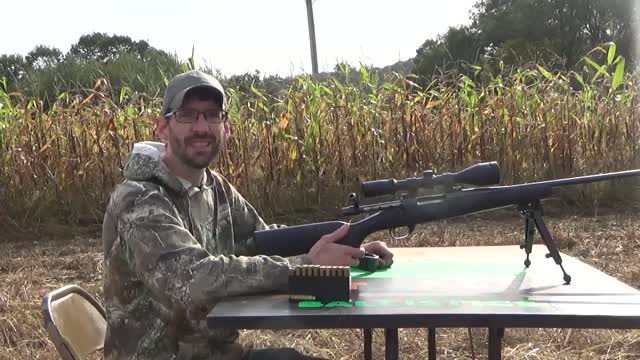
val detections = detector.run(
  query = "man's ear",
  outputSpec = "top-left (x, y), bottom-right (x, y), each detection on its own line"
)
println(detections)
top-left (155, 116), bottom-right (170, 141)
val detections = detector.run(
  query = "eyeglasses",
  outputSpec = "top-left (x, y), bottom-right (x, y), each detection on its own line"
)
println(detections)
top-left (166, 109), bottom-right (228, 124)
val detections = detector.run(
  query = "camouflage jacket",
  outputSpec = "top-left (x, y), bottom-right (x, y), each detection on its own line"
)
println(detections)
top-left (101, 141), bottom-right (311, 360)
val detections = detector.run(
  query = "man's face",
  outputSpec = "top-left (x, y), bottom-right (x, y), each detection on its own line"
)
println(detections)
top-left (157, 95), bottom-right (229, 170)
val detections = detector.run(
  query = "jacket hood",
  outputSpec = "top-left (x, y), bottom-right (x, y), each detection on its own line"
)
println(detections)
top-left (123, 141), bottom-right (184, 192)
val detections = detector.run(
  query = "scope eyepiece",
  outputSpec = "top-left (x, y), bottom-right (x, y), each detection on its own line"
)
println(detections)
top-left (361, 179), bottom-right (397, 197)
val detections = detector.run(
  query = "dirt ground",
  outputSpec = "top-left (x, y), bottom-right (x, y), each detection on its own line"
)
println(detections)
top-left (2, 211), bottom-right (640, 359)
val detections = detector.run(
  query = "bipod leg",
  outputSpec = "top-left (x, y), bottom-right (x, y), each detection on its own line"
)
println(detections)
top-left (518, 206), bottom-right (536, 268)
top-left (530, 202), bottom-right (572, 284)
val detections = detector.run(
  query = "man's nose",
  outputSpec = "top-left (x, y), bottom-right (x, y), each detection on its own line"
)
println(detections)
top-left (191, 113), bottom-right (211, 132)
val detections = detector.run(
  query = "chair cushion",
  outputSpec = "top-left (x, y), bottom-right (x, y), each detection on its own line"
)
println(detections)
top-left (50, 293), bottom-right (106, 357)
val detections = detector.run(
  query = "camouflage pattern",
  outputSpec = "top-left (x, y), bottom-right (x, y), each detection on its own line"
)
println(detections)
top-left (102, 141), bottom-right (312, 360)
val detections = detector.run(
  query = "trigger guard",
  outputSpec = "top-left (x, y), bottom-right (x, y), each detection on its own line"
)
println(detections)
top-left (389, 225), bottom-right (415, 240)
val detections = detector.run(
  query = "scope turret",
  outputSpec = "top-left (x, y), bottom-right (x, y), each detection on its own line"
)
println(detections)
top-left (361, 161), bottom-right (500, 197)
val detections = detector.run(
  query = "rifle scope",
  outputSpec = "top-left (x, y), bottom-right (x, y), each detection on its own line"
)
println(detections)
top-left (361, 161), bottom-right (500, 197)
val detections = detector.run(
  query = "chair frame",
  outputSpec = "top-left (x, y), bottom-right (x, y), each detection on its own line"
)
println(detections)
top-left (41, 284), bottom-right (106, 360)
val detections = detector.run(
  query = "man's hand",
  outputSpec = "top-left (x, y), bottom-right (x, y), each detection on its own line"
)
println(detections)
top-left (362, 241), bottom-right (394, 268)
top-left (308, 224), bottom-right (364, 266)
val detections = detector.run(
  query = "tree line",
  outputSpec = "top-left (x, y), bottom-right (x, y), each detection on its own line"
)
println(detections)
top-left (1, 0), bottom-right (638, 103)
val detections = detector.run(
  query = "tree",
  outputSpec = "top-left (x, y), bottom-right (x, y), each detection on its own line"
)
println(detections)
top-left (471, 0), bottom-right (638, 68)
top-left (0, 54), bottom-right (27, 83)
top-left (25, 45), bottom-right (63, 70)
top-left (69, 32), bottom-right (159, 62)
top-left (413, 26), bottom-right (484, 79)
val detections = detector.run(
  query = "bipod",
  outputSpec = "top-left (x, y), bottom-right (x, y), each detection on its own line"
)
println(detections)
top-left (518, 200), bottom-right (572, 284)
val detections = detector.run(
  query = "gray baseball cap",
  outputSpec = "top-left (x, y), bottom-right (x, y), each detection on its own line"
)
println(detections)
top-left (161, 70), bottom-right (226, 116)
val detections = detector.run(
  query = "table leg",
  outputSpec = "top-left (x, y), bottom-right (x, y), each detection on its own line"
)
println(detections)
top-left (488, 328), bottom-right (505, 360)
top-left (428, 327), bottom-right (436, 360)
top-left (384, 328), bottom-right (399, 360)
top-left (363, 328), bottom-right (372, 360)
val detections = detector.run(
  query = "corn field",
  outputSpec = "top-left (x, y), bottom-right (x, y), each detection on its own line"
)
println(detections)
top-left (1, 46), bottom-right (639, 230)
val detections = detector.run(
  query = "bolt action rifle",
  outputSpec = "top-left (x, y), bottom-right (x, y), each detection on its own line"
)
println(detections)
top-left (254, 162), bottom-right (640, 284)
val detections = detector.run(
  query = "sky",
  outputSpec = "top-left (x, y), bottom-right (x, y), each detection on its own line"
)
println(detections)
top-left (2, 0), bottom-right (478, 77)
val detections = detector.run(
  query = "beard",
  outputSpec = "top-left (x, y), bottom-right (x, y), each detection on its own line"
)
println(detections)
top-left (168, 132), bottom-right (222, 169)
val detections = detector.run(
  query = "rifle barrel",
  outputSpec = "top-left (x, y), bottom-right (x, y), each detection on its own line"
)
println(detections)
top-left (528, 169), bottom-right (640, 188)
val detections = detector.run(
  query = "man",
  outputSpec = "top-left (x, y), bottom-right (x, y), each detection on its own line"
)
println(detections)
top-left (101, 70), bottom-right (394, 360)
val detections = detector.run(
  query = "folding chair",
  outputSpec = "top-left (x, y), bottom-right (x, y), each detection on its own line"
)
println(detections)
top-left (41, 284), bottom-right (107, 360)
